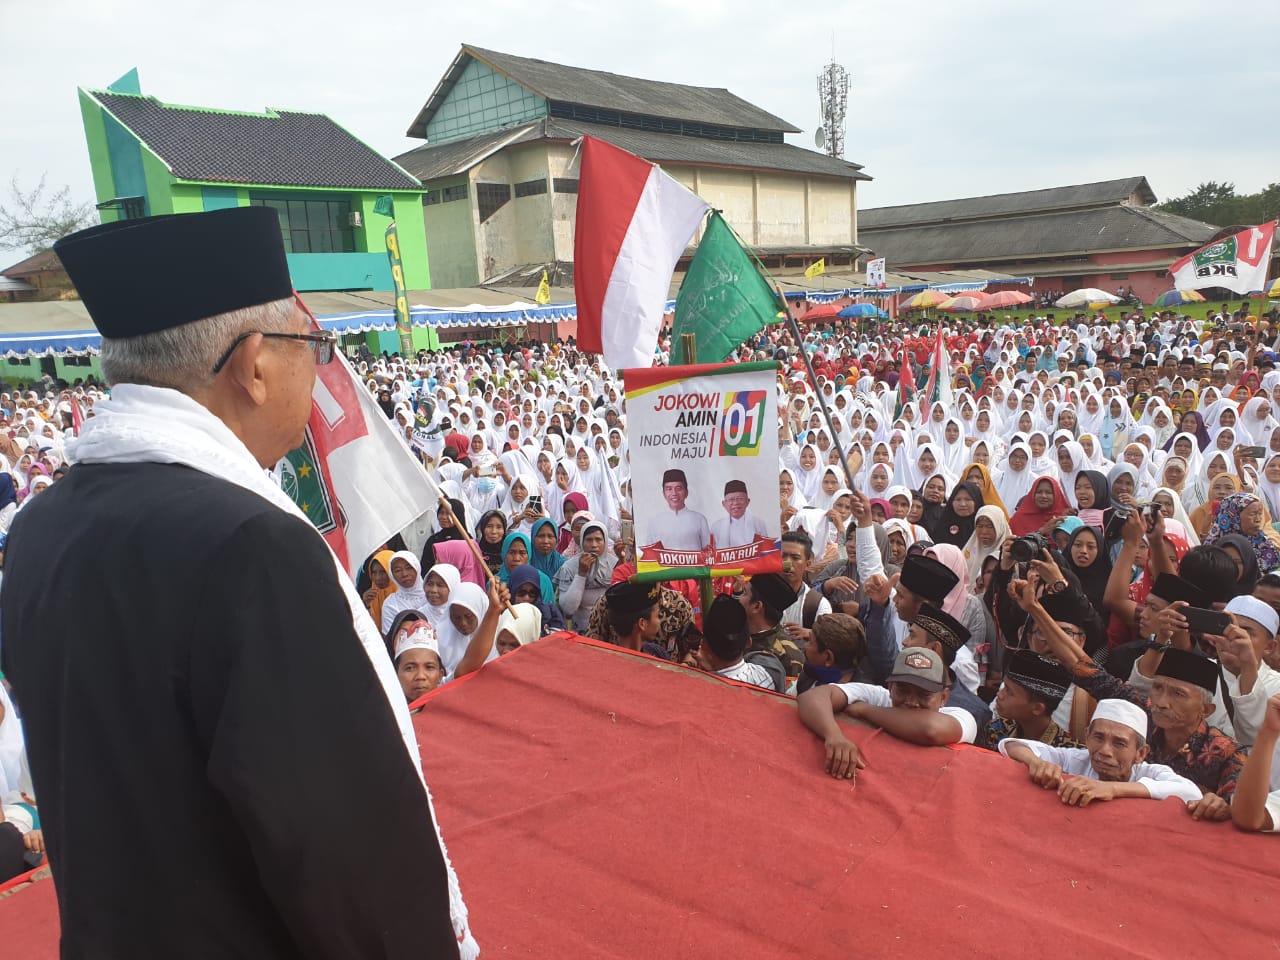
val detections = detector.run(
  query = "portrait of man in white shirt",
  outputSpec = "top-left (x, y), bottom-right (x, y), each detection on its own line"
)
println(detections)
top-left (709, 479), bottom-right (770, 549)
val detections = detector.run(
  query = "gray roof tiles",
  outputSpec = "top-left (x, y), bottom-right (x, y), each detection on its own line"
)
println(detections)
top-left (91, 91), bottom-right (421, 191)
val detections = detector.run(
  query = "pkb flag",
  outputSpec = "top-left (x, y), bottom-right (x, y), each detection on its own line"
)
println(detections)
top-left (1170, 222), bottom-right (1276, 295)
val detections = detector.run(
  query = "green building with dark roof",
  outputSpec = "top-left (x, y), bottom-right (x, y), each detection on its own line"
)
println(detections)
top-left (76, 69), bottom-right (430, 293)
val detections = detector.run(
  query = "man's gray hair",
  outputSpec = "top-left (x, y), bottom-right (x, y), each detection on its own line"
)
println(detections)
top-left (99, 296), bottom-right (297, 390)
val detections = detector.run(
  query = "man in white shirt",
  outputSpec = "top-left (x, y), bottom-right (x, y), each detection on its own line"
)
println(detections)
top-left (797, 646), bottom-right (978, 781)
top-left (779, 531), bottom-right (830, 640)
top-left (709, 480), bottom-right (770, 549)
top-left (698, 594), bottom-right (774, 690)
top-left (646, 469), bottom-right (710, 551)
top-left (999, 698), bottom-right (1202, 806)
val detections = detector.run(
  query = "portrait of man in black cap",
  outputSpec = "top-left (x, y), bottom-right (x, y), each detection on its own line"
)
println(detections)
top-left (647, 467), bottom-right (711, 551)
top-left (709, 479), bottom-right (770, 550)
top-left (0, 208), bottom-right (470, 957)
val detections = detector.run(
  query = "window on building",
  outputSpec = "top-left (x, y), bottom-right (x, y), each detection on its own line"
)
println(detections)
top-left (426, 184), bottom-right (469, 206)
top-left (553, 178), bottom-right (579, 194)
top-left (121, 197), bottom-right (146, 220)
top-left (477, 183), bottom-right (512, 222)
top-left (514, 178), bottom-right (548, 198)
top-left (1109, 273), bottom-right (1129, 280)
top-left (249, 195), bottom-right (355, 254)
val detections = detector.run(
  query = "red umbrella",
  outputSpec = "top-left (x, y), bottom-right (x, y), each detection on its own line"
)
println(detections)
top-left (976, 290), bottom-right (1034, 310)
top-left (801, 303), bottom-right (841, 320)
top-left (938, 295), bottom-right (985, 313)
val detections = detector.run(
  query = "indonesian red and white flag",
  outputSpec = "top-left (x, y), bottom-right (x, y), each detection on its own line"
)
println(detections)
top-left (574, 135), bottom-right (709, 369)
top-left (276, 353), bottom-right (440, 578)
top-left (1170, 221), bottom-right (1276, 295)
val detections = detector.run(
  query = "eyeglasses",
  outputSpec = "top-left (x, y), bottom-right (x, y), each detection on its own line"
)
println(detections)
top-left (210, 292), bottom-right (338, 374)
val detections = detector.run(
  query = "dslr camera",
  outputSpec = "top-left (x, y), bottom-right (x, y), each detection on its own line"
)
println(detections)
top-left (1010, 532), bottom-right (1051, 564)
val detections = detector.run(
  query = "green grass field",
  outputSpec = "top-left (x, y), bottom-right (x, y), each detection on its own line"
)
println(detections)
top-left (895, 295), bottom-right (1273, 327)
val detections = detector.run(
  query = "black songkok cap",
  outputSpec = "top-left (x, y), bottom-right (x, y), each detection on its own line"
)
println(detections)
top-left (1155, 647), bottom-right (1219, 693)
top-left (748, 573), bottom-right (798, 613)
top-left (912, 603), bottom-right (970, 654)
top-left (54, 207), bottom-right (293, 339)
top-left (899, 554), bottom-right (959, 605)
top-left (1004, 649), bottom-right (1072, 703)
top-left (604, 580), bottom-right (662, 617)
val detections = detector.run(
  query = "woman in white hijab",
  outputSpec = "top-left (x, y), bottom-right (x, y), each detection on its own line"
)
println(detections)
top-left (1056, 440), bottom-right (1088, 507)
top-left (434, 581), bottom-right (493, 678)
top-left (573, 446), bottom-right (621, 530)
top-left (1238, 396), bottom-right (1279, 446)
top-left (996, 441), bottom-right (1035, 509)
top-left (962, 504), bottom-right (1010, 586)
top-left (379, 551), bottom-right (429, 636)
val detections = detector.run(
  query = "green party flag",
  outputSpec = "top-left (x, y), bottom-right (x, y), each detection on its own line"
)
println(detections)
top-left (672, 211), bottom-right (782, 365)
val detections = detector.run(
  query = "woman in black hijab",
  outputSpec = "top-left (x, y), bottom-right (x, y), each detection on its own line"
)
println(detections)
top-left (1063, 524), bottom-right (1112, 623)
top-left (932, 481), bottom-right (984, 547)
top-left (420, 498), bottom-right (468, 570)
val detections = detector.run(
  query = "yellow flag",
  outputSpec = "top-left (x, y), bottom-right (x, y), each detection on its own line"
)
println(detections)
top-left (804, 258), bottom-right (826, 280)
top-left (535, 269), bottom-right (551, 304)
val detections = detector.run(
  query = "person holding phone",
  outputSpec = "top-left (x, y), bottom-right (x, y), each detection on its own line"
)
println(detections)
top-left (1011, 576), bottom-right (1247, 820)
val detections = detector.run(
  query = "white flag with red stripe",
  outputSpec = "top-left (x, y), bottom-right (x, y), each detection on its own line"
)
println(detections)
top-left (1170, 221), bottom-right (1276, 295)
top-left (573, 135), bottom-right (709, 369)
top-left (275, 354), bottom-right (439, 578)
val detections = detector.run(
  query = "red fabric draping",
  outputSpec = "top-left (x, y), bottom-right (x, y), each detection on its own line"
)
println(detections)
top-left (5, 633), bottom-right (1280, 958)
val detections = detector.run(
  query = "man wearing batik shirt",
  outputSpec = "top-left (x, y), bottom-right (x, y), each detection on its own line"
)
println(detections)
top-left (1000, 699), bottom-right (1203, 807)
top-left (981, 650), bottom-right (1081, 752)
top-left (1020, 585), bottom-right (1247, 820)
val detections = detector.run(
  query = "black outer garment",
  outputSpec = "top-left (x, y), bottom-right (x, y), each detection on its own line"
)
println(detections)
top-left (1, 462), bottom-right (460, 959)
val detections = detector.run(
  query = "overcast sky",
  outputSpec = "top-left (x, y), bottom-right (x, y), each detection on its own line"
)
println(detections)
top-left (4, 0), bottom-right (1278, 228)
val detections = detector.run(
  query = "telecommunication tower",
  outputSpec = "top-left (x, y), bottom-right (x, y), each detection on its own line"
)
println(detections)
top-left (815, 61), bottom-right (849, 159)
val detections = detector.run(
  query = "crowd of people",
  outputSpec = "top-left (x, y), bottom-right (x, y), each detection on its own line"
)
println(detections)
top-left (4, 295), bottom-right (1280, 890)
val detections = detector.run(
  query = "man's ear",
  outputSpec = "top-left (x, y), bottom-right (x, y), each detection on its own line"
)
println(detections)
top-left (1135, 742), bottom-right (1150, 764)
top-left (223, 332), bottom-right (271, 407)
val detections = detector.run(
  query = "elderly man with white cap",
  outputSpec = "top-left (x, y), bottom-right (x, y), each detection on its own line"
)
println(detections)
top-left (999, 698), bottom-right (1202, 807)
top-left (1212, 594), bottom-right (1280, 827)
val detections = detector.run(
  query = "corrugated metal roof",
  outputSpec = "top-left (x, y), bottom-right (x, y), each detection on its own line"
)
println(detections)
top-left (859, 203), bottom-right (1217, 268)
top-left (408, 45), bottom-right (801, 140)
top-left (90, 91), bottom-right (422, 190)
top-left (395, 117), bottom-right (870, 182)
top-left (860, 177), bottom-right (1155, 229)
top-left (395, 122), bottom-right (544, 182)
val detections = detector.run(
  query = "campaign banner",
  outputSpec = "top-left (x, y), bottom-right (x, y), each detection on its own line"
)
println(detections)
top-left (867, 257), bottom-right (886, 288)
top-left (623, 360), bottom-right (782, 577)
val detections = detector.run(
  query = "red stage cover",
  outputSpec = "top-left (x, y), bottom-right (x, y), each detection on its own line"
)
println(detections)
top-left (4, 633), bottom-right (1279, 957)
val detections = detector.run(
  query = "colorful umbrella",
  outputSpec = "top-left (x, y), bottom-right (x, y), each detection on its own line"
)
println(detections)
top-left (899, 290), bottom-right (951, 310)
top-left (837, 303), bottom-right (887, 318)
top-left (1055, 288), bottom-right (1121, 310)
top-left (1267, 278), bottom-right (1280, 298)
top-left (1152, 289), bottom-right (1206, 308)
top-left (938, 295), bottom-right (985, 312)
top-left (801, 302), bottom-right (841, 320)
top-left (976, 290), bottom-right (1033, 310)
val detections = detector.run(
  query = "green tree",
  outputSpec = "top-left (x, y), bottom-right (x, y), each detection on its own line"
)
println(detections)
top-left (0, 175), bottom-right (96, 252)
top-left (1157, 180), bottom-right (1280, 227)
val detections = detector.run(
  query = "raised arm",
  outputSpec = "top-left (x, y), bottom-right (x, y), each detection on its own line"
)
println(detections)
top-left (1231, 694), bottom-right (1280, 832)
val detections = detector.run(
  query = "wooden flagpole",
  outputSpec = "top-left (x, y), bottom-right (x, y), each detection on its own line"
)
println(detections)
top-left (435, 496), bottom-right (518, 619)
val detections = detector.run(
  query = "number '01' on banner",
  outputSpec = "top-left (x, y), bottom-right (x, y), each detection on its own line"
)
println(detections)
top-left (622, 361), bottom-right (782, 578)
